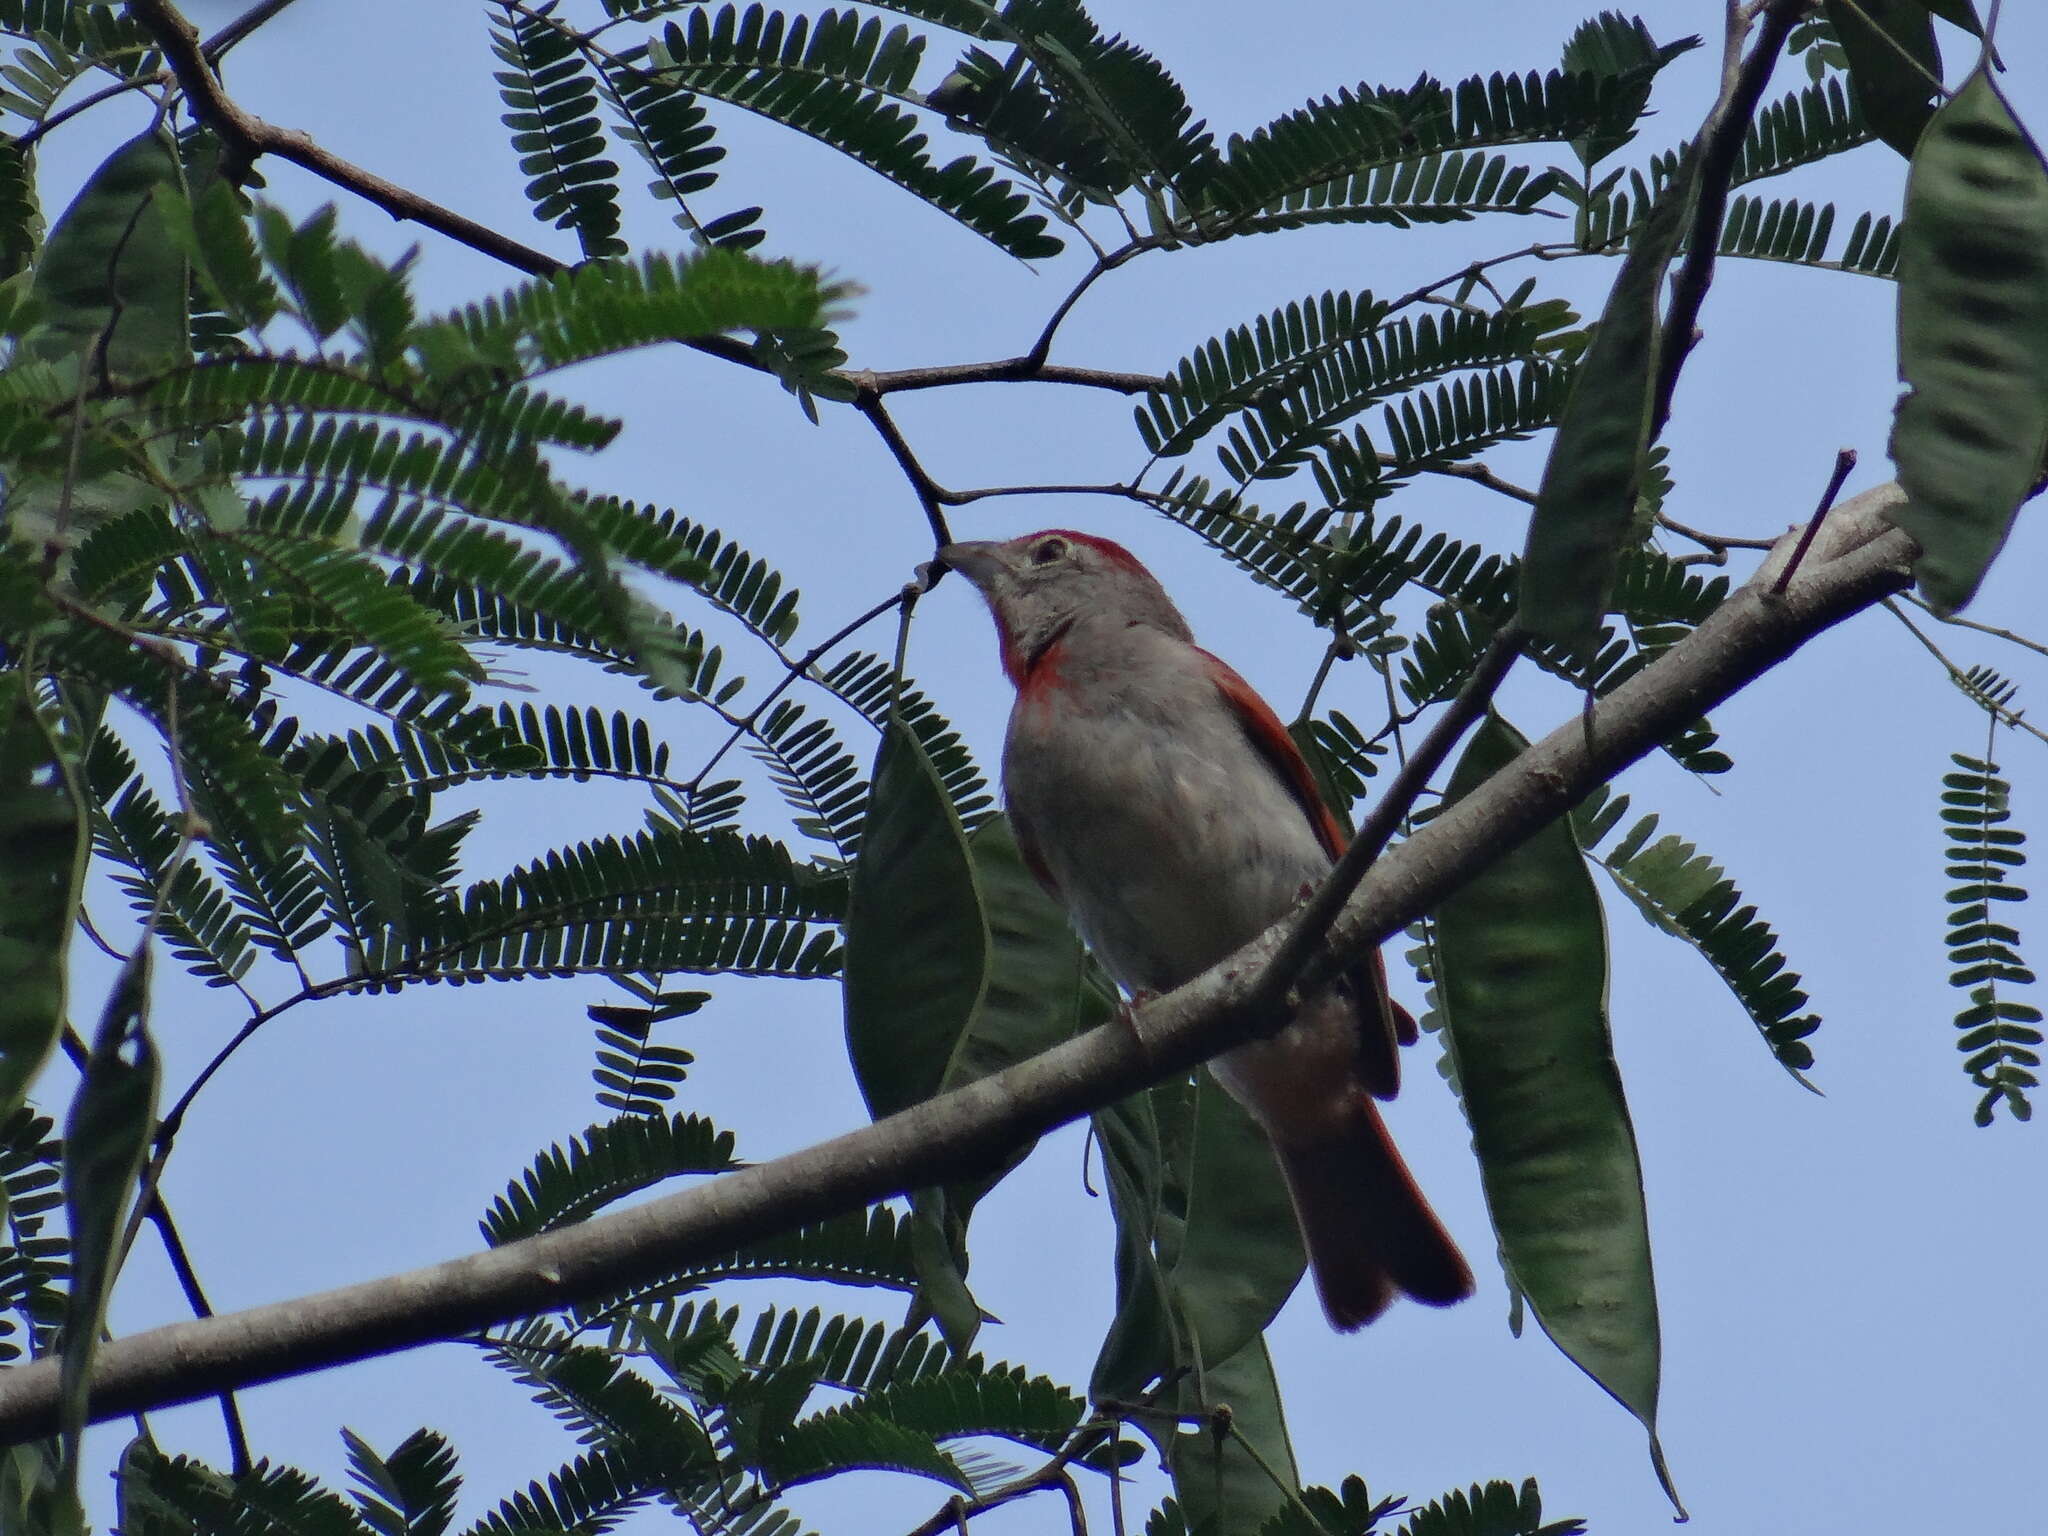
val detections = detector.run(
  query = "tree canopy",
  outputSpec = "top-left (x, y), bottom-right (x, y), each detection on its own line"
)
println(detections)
top-left (0, 1), bottom-right (2044, 1533)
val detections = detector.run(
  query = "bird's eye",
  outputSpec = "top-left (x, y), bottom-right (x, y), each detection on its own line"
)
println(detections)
top-left (1031, 536), bottom-right (1068, 566)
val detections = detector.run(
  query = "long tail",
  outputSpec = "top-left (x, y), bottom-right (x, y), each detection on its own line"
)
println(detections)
top-left (1274, 1093), bottom-right (1474, 1330)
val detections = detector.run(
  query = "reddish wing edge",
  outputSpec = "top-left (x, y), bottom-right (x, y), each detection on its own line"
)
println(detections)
top-left (1197, 649), bottom-right (1414, 1095)
top-left (1008, 807), bottom-right (1063, 903)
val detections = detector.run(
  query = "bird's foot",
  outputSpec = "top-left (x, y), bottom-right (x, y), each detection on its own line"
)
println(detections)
top-left (1115, 989), bottom-right (1162, 1046)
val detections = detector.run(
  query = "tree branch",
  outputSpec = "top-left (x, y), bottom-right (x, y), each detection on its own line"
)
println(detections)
top-left (852, 359), bottom-right (1165, 396)
top-left (1650, 0), bottom-right (1803, 434)
top-left (0, 487), bottom-right (1918, 1445)
top-left (1242, 625), bottom-right (1525, 1024)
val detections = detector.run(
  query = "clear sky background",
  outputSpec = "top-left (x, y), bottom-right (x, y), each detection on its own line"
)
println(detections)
top-left (32, 1), bottom-right (2048, 1532)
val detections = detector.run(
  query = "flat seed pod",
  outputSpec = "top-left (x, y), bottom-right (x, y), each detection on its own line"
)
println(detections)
top-left (1436, 713), bottom-right (1680, 1516)
top-left (1889, 67), bottom-right (2048, 614)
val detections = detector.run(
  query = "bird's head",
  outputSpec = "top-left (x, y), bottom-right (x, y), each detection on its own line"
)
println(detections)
top-left (939, 530), bottom-right (1191, 685)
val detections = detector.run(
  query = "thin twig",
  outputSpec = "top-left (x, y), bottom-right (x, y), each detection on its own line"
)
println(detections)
top-left (681, 589), bottom-right (910, 796)
top-left (1649, 0), bottom-right (1803, 436)
top-left (853, 392), bottom-right (954, 547)
top-left (1107, 1418), bottom-right (1127, 1536)
top-left (1903, 592), bottom-right (2048, 662)
top-left (899, 1453), bottom-right (1079, 1536)
top-left (939, 480), bottom-right (1150, 508)
top-left (204, 0), bottom-right (306, 59)
top-left (14, 74), bottom-right (171, 151)
top-left (1657, 513), bottom-right (1779, 554)
top-left (1412, 456), bottom-right (1538, 504)
top-left (1023, 240), bottom-right (1157, 368)
top-left (1382, 242), bottom-right (1585, 315)
top-left (1887, 600), bottom-right (2048, 748)
top-left (855, 359), bottom-right (1164, 396)
top-left (1771, 447), bottom-right (1857, 595)
top-left (129, 0), bottom-right (564, 263)
top-left (150, 979), bottom-right (358, 1150)
top-left (1251, 625), bottom-right (1526, 1015)
top-left (1829, 0), bottom-right (1954, 98)
top-left (1297, 631), bottom-right (1357, 720)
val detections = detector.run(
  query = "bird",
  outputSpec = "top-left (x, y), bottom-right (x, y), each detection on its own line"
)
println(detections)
top-left (941, 528), bottom-right (1473, 1329)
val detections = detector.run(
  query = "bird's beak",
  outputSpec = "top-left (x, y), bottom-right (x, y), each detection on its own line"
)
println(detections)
top-left (937, 541), bottom-right (1007, 590)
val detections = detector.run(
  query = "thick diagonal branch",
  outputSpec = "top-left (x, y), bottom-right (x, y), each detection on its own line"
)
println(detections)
top-left (0, 487), bottom-right (1915, 1444)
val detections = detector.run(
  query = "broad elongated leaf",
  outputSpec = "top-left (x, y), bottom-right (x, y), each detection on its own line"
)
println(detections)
top-left (1888, 68), bottom-right (2048, 614)
top-left (57, 950), bottom-right (158, 1503)
top-left (1518, 149), bottom-right (1693, 644)
top-left (1823, 0), bottom-right (1941, 156)
top-left (1435, 716), bottom-right (1678, 1517)
top-left (1157, 1076), bottom-right (1303, 1372)
top-left (29, 128), bottom-right (188, 372)
top-left (1090, 1084), bottom-right (1177, 1403)
top-left (842, 719), bottom-right (986, 1118)
top-left (0, 678), bottom-right (78, 1124)
top-left (843, 728), bottom-right (1089, 1345)
top-left (1162, 1337), bottom-right (1298, 1536)
top-left (1089, 1074), bottom-right (1302, 1412)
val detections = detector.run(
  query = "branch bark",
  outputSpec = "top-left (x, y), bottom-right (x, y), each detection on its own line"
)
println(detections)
top-left (0, 489), bottom-right (1917, 1444)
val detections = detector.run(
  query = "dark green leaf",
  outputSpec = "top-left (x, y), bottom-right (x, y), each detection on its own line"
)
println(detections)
top-left (1518, 152), bottom-right (1694, 644)
top-left (0, 677), bottom-right (79, 1123)
top-left (842, 721), bottom-right (984, 1121)
top-left (1435, 715), bottom-right (1679, 1518)
top-left (1887, 67), bottom-right (2048, 614)
top-left (1823, 0), bottom-right (1941, 156)
top-left (1162, 1339), bottom-right (1297, 1536)
top-left (1161, 1075), bottom-right (1304, 1372)
top-left (843, 732), bottom-right (1093, 1346)
top-left (29, 129), bottom-right (189, 372)
top-left (57, 950), bottom-right (159, 1503)
top-left (1088, 1074), bottom-right (1302, 1408)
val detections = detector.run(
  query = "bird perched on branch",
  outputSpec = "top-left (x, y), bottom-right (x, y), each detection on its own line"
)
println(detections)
top-left (942, 529), bottom-right (1472, 1329)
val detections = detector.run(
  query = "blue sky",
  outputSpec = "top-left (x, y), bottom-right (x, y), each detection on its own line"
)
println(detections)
top-left (34, 1), bottom-right (2048, 1531)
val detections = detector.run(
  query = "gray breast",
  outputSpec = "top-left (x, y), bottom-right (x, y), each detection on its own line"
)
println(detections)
top-left (1003, 627), bottom-right (1328, 994)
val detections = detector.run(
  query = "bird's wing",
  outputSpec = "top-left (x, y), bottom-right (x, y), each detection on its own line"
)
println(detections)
top-left (1008, 806), bottom-right (1064, 904)
top-left (1198, 648), bottom-right (1414, 1097)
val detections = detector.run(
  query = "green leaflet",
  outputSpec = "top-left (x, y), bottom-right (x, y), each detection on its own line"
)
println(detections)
top-left (1518, 150), bottom-right (1693, 647)
top-left (28, 129), bottom-right (189, 373)
top-left (842, 728), bottom-right (1094, 1349)
top-left (151, 178), bottom-right (281, 334)
top-left (1573, 785), bottom-right (1823, 1085)
top-left (1938, 752), bottom-right (2039, 1125)
top-left (0, 1440), bottom-right (66, 1536)
top-left (1435, 715), bottom-right (1679, 1518)
top-left (1822, 0), bottom-right (1941, 157)
top-left (491, 1), bottom-right (628, 260)
top-left (0, 677), bottom-right (79, 1124)
top-left (342, 1427), bottom-right (462, 1536)
top-left (1162, 1337), bottom-right (1299, 1536)
top-left (1888, 67), bottom-right (2048, 615)
top-left (57, 949), bottom-right (159, 1509)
